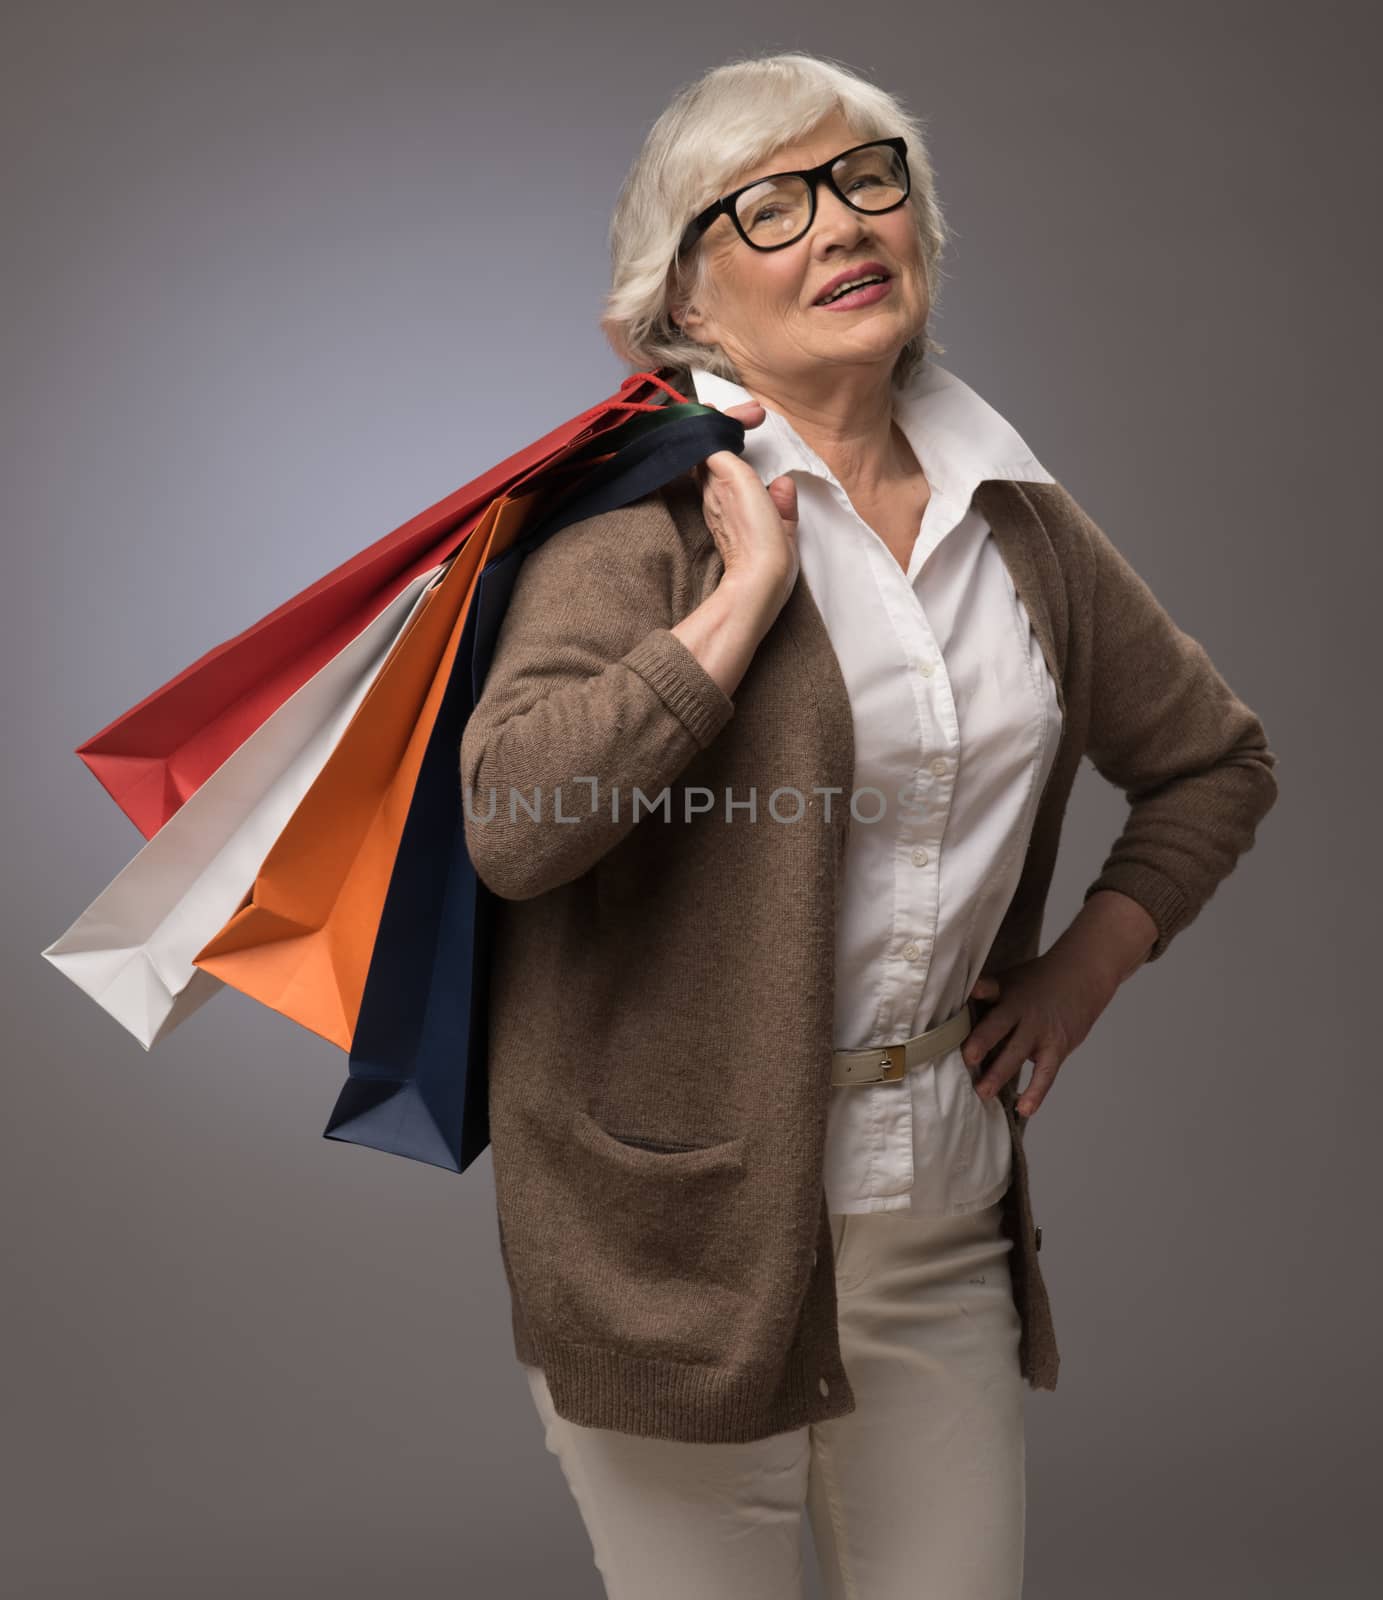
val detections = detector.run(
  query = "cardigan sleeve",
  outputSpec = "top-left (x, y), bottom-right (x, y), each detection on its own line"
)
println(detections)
top-left (1073, 494), bottom-right (1280, 961)
top-left (459, 493), bottom-right (735, 901)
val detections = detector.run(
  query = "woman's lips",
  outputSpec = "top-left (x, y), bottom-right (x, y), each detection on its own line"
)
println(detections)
top-left (814, 277), bottom-right (893, 311)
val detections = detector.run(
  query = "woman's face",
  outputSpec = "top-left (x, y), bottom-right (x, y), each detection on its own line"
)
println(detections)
top-left (680, 107), bottom-right (929, 390)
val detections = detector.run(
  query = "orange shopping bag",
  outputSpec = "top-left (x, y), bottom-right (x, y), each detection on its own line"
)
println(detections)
top-left (191, 488), bottom-right (540, 1047)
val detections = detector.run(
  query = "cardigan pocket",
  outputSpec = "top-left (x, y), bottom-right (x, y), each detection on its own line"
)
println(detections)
top-left (535, 1106), bottom-right (753, 1363)
top-left (572, 1106), bottom-right (747, 1168)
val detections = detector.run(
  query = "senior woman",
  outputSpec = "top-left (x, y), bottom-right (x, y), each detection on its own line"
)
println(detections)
top-left (459, 50), bottom-right (1278, 1600)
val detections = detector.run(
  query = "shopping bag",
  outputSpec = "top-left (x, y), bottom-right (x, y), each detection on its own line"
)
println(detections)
top-left (186, 385), bottom-right (726, 1051)
top-left (189, 489), bottom-right (535, 1048)
top-left (77, 370), bottom-right (690, 840)
top-left (40, 565), bottom-right (444, 1048)
top-left (322, 398), bottom-right (747, 1173)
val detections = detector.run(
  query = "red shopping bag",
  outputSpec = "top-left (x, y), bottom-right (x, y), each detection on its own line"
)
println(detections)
top-left (77, 371), bottom-right (688, 839)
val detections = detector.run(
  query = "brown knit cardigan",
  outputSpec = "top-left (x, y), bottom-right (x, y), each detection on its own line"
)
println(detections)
top-left (459, 436), bottom-right (1279, 1443)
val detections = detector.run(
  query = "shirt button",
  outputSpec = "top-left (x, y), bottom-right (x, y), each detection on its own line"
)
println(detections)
top-left (812, 1247), bottom-right (819, 1268)
top-left (912, 847), bottom-right (928, 867)
top-left (917, 660), bottom-right (934, 677)
top-left (930, 756), bottom-right (949, 776)
top-left (819, 1377), bottom-right (831, 1398)
top-left (903, 942), bottom-right (921, 961)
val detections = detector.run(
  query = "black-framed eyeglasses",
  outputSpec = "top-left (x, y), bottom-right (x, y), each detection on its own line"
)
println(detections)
top-left (675, 137), bottom-right (910, 258)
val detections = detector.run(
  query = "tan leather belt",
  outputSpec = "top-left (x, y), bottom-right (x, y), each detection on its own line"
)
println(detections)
top-left (830, 1001), bottom-right (976, 1087)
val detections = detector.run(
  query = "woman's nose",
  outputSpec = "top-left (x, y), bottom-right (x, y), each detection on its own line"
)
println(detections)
top-left (809, 185), bottom-right (872, 241)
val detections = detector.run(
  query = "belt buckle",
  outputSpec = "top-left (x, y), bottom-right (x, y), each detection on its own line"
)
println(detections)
top-left (873, 1043), bottom-right (906, 1083)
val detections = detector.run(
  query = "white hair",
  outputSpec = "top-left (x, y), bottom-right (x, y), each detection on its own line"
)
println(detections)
top-left (600, 50), bottom-right (950, 387)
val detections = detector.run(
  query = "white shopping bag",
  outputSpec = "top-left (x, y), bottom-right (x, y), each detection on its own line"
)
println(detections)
top-left (41, 562), bottom-right (447, 1047)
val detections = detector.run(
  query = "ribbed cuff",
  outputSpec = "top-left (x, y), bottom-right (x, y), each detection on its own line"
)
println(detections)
top-left (1083, 863), bottom-right (1193, 963)
top-left (623, 628), bottom-right (736, 750)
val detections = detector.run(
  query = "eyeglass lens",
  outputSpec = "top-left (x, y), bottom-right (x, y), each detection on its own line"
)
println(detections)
top-left (733, 143), bottom-right (907, 248)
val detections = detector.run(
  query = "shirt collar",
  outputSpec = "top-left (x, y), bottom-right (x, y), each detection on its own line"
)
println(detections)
top-left (687, 360), bottom-right (1054, 509)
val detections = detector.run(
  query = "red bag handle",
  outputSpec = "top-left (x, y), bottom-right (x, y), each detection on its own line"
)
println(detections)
top-left (589, 368), bottom-right (691, 421)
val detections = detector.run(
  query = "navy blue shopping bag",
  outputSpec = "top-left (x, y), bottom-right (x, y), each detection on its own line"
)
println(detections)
top-left (322, 396), bottom-right (744, 1174)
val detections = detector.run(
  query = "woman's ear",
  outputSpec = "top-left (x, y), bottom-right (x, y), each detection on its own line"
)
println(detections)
top-left (679, 300), bottom-right (715, 342)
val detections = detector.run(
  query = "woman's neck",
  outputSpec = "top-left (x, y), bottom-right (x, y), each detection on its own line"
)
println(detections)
top-left (744, 368), bottom-right (920, 502)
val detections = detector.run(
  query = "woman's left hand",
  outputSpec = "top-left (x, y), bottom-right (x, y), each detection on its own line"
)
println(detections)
top-left (963, 948), bottom-right (1120, 1118)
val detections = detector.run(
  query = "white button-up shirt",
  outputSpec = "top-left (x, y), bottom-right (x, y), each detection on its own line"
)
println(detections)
top-left (689, 360), bottom-right (1064, 1215)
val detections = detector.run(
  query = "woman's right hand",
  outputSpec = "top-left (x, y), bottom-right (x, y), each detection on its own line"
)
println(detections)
top-left (692, 400), bottom-right (800, 623)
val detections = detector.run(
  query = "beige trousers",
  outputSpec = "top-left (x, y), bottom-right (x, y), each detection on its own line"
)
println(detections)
top-left (522, 1195), bottom-right (1026, 1598)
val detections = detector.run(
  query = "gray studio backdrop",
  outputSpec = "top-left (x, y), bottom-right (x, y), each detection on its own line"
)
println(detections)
top-left (4, 2), bottom-right (1377, 1596)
